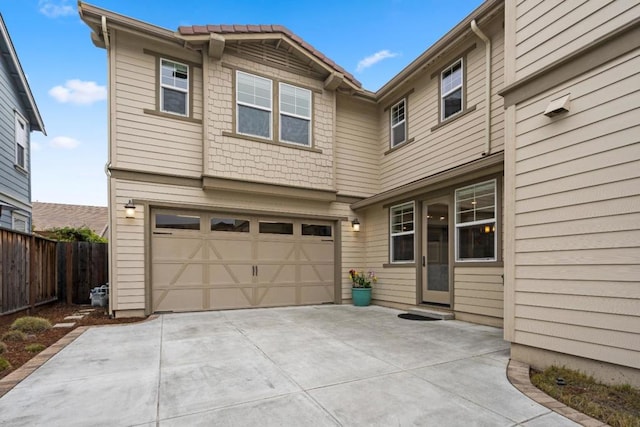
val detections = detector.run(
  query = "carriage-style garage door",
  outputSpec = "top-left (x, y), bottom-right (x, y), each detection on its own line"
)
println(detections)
top-left (151, 209), bottom-right (335, 312)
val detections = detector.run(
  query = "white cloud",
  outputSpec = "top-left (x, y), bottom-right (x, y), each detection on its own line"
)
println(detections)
top-left (39, 0), bottom-right (75, 18)
top-left (50, 136), bottom-right (80, 149)
top-left (356, 50), bottom-right (399, 73)
top-left (49, 80), bottom-right (107, 105)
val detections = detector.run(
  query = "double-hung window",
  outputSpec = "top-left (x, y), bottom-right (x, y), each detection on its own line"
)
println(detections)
top-left (279, 83), bottom-right (311, 146)
top-left (236, 71), bottom-right (272, 139)
top-left (160, 59), bottom-right (189, 116)
top-left (390, 99), bottom-right (406, 147)
top-left (455, 180), bottom-right (496, 261)
top-left (15, 113), bottom-right (27, 170)
top-left (441, 59), bottom-right (463, 120)
top-left (390, 202), bottom-right (415, 263)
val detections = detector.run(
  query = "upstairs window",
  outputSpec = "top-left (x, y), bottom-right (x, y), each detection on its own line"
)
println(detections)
top-left (390, 202), bottom-right (415, 263)
top-left (279, 83), bottom-right (311, 146)
top-left (455, 180), bottom-right (496, 261)
top-left (160, 59), bottom-right (189, 116)
top-left (390, 99), bottom-right (406, 147)
top-left (441, 59), bottom-right (463, 120)
top-left (15, 113), bottom-right (27, 170)
top-left (237, 71), bottom-right (272, 139)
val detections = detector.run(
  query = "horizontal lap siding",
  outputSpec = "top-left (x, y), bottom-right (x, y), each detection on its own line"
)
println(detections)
top-left (515, 0), bottom-right (640, 79)
top-left (113, 32), bottom-right (202, 177)
top-left (379, 17), bottom-right (505, 192)
top-left (111, 178), bottom-right (355, 311)
top-left (512, 49), bottom-right (640, 369)
top-left (454, 266), bottom-right (504, 320)
top-left (335, 95), bottom-right (379, 197)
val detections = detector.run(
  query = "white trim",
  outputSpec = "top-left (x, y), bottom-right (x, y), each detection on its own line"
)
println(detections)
top-left (159, 58), bottom-right (189, 117)
top-left (441, 58), bottom-right (463, 121)
top-left (390, 201), bottom-right (415, 263)
top-left (279, 82), bottom-right (312, 146)
top-left (390, 98), bottom-right (406, 147)
top-left (236, 71), bottom-right (273, 140)
top-left (454, 179), bottom-right (497, 262)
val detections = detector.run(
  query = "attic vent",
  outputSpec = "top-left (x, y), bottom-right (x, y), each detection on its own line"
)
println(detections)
top-left (228, 42), bottom-right (324, 80)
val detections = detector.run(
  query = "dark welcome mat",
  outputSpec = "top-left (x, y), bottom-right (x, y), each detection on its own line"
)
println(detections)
top-left (398, 313), bottom-right (439, 321)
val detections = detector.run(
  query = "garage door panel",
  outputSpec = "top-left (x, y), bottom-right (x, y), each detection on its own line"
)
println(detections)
top-left (154, 289), bottom-right (203, 312)
top-left (256, 241), bottom-right (295, 261)
top-left (152, 264), bottom-right (204, 287)
top-left (257, 286), bottom-right (297, 307)
top-left (300, 243), bottom-right (334, 261)
top-left (258, 264), bottom-right (296, 285)
top-left (300, 264), bottom-right (333, 283)
top-left (208, 264), bottom-right (253, 286)
top-left (153, 237), bottom-right (204, 259)
top-left (208, 239), bottom-right (252, 261)
top-left (301, 285), bottom-right (334, 305)
top-left (210, 288), bottom-right (254, 310)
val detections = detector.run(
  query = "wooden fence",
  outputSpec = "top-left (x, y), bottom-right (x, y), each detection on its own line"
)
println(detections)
top-left (57, 242), bottom-right (108, 305)
top-left (0, 229), bottom-right (57, 315)
top-left (0, 229), bottom-right (108, 314)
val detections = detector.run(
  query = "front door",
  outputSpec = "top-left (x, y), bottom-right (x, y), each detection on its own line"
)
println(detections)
top-left (422, 199), bottom-right (451, 306)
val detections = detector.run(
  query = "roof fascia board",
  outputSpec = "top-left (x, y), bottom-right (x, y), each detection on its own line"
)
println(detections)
top-left (0, 14), bottom-right (46, 134)
top-left (375, 0), bottom-right (503, 102)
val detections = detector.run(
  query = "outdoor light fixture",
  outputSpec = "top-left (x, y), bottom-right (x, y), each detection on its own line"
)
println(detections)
top-left (124, 200), bottom-right (136, 218)
top-left (352, 218), bottom-right (360, 232)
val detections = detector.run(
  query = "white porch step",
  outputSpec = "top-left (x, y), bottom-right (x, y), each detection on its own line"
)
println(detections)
top-left (407, 308), bottom-right (454, 320)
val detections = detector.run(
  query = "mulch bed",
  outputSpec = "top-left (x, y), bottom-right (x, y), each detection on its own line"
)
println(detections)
top-left (0, 302), bottom-right (145, 380)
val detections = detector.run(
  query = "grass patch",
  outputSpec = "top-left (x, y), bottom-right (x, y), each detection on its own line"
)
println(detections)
top-left (531, 366), bottom-right (640, 427)
top-left (11, 317), bottom-right (52, 334)
top-left (25, 343), bottom-right (46, 353)
top-left (0, 357), bottom-right (10, 372)
top-left (1, 330), bottom-right (27, 342)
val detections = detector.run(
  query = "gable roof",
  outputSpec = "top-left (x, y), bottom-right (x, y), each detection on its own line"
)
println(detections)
top-left (0, 14), bottom-right (46, 134)
top-left (32, 202), bottom-right (108, 237)
top-left (178, 24), bottom-right (361, 88)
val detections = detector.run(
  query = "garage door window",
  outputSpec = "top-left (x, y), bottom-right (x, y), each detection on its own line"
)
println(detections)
top-left (302, 224), bottom-right (331, 237)
top-left (259, 221), bottom-right (293, 235)
top-left (156, 214), bottom-right (200, 230)
top-left (211, 218), bottom-right (250, 232)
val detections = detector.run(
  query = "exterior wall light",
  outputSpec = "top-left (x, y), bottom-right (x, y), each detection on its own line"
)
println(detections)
top-left (352, 218), bottom-right (360, 232)
top-left (124, 200), bottom-right (136, 218)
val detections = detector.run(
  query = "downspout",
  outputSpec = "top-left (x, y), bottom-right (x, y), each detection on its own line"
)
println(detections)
top-left (102, 14), bottom-right (113, 314)
top-left (471, 19), bottom-right (491, 156)
top-left (101, 15), bottom-right (110, 48)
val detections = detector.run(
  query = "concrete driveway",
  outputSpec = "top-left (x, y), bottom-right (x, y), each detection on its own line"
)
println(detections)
top-left (0, 305), bottom-right (577, 426)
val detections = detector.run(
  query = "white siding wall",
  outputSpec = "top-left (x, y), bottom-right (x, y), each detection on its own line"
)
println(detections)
top-left (512, 48), bottom-right (640, 369)
top-left (515, 0), bottom-right (640, 80)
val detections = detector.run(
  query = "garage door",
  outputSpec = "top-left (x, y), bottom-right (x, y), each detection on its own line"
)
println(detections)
top-left (151, 209), bottom-right (335, 312)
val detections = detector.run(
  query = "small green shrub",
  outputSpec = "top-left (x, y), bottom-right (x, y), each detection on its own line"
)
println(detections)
top-left (10, 316), bottom-right (52, 333)
top-left (0, 341), bottom-right (6, 354)
top-left (25, 343), bottom-right (46, 353)
top-left (1, 330), bottom-right (26, 342)
top-left (0, 357), bottom-right (11, 372)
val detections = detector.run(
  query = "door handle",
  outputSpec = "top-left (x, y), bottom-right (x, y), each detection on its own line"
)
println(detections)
top-left (252, 265), bottom-right (256, 276)
top-left (422, 256), bottom-right (426, 267)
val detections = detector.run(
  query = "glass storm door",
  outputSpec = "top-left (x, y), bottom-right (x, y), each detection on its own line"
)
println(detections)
top-left (422, 200), bottom-right (451, 306)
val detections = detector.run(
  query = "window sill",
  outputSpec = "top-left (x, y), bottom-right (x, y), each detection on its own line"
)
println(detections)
top-left (14, 164), bottom-right (28, 175)
top-left (383, 262), bottom-right (417, 268)
top-left (384, 137), bottom-right (416, 156)
top-left (430, 105), bottom-right (477, 133)
top-left (143, 109), bottom-right (202, 124)
top-left (222, 131), bottom-right (323, 154)
top-left (453, 260), bottom-right (503, 268)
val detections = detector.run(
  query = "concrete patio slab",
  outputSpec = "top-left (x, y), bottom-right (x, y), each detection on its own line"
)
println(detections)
top-left (0, 305), bottom-right (579, 426)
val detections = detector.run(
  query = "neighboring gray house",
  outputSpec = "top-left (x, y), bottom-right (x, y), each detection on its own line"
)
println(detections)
top-left (0, 14), bottom-right (45, 233)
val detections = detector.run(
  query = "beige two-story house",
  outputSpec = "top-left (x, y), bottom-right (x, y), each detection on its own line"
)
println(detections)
top-left (79, 0), bottom-right (639, 387)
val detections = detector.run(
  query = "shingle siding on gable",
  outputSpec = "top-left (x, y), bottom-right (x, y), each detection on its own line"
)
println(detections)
top-left (0, 44), bottom-right (31, 229)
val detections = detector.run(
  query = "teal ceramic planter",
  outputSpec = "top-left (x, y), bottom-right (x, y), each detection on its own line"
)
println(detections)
top-left (352, 287), bottom-right (372, 306)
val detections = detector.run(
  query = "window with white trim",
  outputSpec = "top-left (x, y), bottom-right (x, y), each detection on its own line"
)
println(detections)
top-left (12, 212), bottom-right (28, 233)
top-left (455, 180), bottom-right (496, 261)
top-left (15, 113), bottom-right (27, 169)
top-left (390, 202), bottom-right (415, 263)
top-left (160, 59), bottom-right (189, 116)
top-left (390, 98), bottom-right (406, 147)
top-left (441, 59), bottom-right (463, 120)
top-left (237, 71), bottom-right (272, 139)
top-left (279, 83), bottom-right (311, 146)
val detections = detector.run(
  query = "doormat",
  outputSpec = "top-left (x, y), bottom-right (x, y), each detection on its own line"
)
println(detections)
top-left (397, 313), bottom-right (439, 321)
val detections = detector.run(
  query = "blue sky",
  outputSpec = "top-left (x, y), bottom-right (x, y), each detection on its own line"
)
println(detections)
top-left (2, 0), bottom-right (483, 207)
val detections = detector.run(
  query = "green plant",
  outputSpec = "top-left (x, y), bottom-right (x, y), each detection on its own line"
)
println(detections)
top-left (349, 269), bottom-right (377, 288)
top-left (1, 330), bottom-right (26, 342)
top-left (46, 226), bottom-right (107, 243)
top-left (11, 316), bottom-right (52, 333)
top-left (0, 357), bottom-right (11, 372)
top-left (25, 343), bottom-right (46, 353)
top-left (0, 342), bottom-right (6, 355)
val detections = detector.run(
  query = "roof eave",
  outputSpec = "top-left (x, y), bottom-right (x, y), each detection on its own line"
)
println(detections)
top-left (375, 0), bottom-right (504, 101)
top-left (0, 14), bottom-right (46, 134)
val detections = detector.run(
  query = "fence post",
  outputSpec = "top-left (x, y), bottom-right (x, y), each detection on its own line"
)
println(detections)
top-left (29, 235), bottom-right (36, 311)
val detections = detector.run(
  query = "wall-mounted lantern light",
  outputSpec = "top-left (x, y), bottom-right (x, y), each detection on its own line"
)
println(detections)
top-left (124, 200), bottom-right (136, 218)
top-left (352, 218), bottom-right (360, 232)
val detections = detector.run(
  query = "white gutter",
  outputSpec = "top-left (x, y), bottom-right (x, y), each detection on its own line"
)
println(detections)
top-left (471, 19), bottom-right (491, 156)
top-left (101, 15), bottom-right (110, 48)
